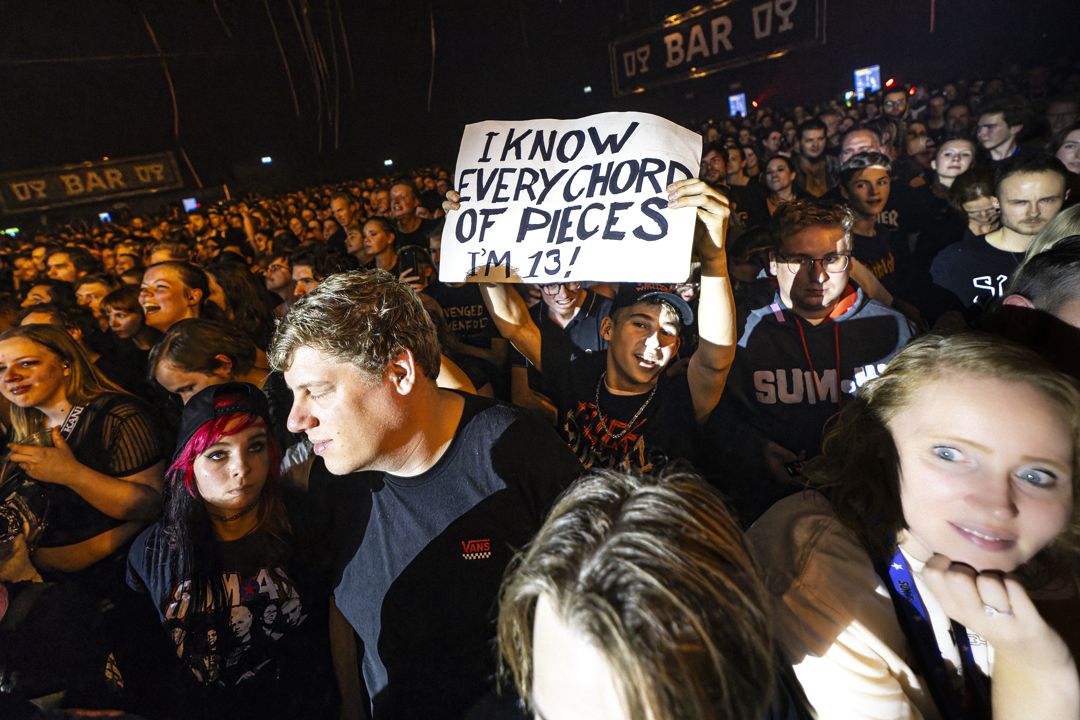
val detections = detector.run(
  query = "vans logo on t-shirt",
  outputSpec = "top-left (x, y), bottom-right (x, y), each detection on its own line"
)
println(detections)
top-left (461, 538), bottom-right (491, 560)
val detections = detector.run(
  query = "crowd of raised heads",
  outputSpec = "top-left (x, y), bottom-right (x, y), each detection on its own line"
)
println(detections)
top-left (0, 57), bottom-right (1078, 720)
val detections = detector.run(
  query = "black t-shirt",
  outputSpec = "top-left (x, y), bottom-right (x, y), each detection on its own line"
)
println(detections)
top-left (326, 227), bottom-right (347, 256)
top-left (126, 521), bottom-right (329, 719)
top-left (393, 218), bottom-right (438, 250)
top-left (540, 334), bottom-right (700, 472)
top-left (424, 281), bottom-right (500, 350)
top-left (40, 393), bottom-right (163, 550)
top-left (516, 289), bottom-right (612, 394)
top-left (0, 580), bottom-right (117, 707)
top-left (310, 393), bottom-right (581, 719)
top-left (895, 180), bottom-right (967, 271)
top-left (725, 182), bottom-right (771, 229)
top-left (851, 227), bottom-right (903, 295)
top-left (95, 341), bottom-right (151, 398)
top-left (930, 230), bottom-right (1022, 311)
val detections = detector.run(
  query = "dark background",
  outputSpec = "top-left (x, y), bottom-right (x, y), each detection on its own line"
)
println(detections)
top-left (2, 0), bottom-right (1076, 194)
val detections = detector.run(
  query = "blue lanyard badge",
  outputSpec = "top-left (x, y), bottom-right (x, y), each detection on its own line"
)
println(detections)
top-left (876, 550), bottom-right (990, 720)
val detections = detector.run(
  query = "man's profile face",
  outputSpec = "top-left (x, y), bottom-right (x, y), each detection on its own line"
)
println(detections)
top-left (994, 171), bottom-right (1067, 237)
top-left (265, 257), bottom-right (292, 293)
top-left (76, 281), bottom-right (111, 317)
top-left (724, 147), bottom-right (744, 176)
top-left (45, 252), bottom-right (78, 282)
top-left (331, 197), bottom-right (356, 228)
top-left (371, 190), bottom-right (391, 215)
top-left (842, 166), bottom-right (891, 219)
top-left (840, 130), bottom-right (881, 163)
top-left (769, 225), bottom-right (851, 320)
top-left (292, 264), bottom-right (319, 298)
top-left (799, 129), bottom-right (826, 160)
top-left (763, 130), bottom-right (783, 153)
top-left (701, 150), bottom-right (726, 184)
top-left (284, 345), bottom-right (403, 475)
top-left (976, 112), bottom-right (1018, 153)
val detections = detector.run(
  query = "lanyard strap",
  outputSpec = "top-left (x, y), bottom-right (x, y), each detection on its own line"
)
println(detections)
top-left (59, 405), bottom-right (86, 439)
top-left (876, 550), bottom-right (990, 720)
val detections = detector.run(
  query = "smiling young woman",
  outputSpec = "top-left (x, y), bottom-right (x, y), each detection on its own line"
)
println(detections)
top-left (749, 333), bottom-right (1080, 720)
top-left (0, 324), bottom-right (164, 581)
top-left (138, 261), bottom-right (221, 333)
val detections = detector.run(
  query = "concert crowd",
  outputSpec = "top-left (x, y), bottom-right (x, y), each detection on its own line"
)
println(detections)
top-left (0, 57), bottom-right (1079, 720)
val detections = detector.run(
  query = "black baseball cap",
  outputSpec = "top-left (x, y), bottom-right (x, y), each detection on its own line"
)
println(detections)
top-left (611, 282), bottom-right (694, 326)
top-left (174, 382), bottom-right (271, 459)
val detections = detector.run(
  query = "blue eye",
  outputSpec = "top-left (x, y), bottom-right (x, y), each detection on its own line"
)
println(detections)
top-left (1016, 468), bottom-right (1057, 488)
top-left (205, 450), bottom-right (227, 462)
top-left (933, 446), bottom-right (961, 462)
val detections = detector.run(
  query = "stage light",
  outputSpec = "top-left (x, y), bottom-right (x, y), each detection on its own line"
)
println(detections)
top-left (751, 100), bottom-right (759, 108)
top-left (261, 156), bottom-right (273, 164)
top-left (583, 85), bottom-right (593, 94)
top-left (884, 77), bottom-right (896, 88)
top-left (384, 159), bottom-right (394, 167)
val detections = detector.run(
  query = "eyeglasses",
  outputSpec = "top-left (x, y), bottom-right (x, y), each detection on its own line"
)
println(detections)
top-left (540, 281), bottom-right (581, 295)
top-left (776, 253), bottom-right (851, 274)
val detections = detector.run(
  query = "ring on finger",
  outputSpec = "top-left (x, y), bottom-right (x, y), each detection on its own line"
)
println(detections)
top-left (983, 603), bottom-right (1015, 618)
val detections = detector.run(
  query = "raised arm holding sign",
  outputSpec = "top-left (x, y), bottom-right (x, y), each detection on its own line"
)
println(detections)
top-left (448, 164), bottom-right (736, 473)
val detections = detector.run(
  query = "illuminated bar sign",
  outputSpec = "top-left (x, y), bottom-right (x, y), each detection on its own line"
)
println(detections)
top-left (609, 0), bottom-right (824, 97)
top-left (0, 152), bottom-right (183, 213)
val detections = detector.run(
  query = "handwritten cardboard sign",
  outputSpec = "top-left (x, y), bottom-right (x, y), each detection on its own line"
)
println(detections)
top-left (441, 111), bottom-right (701, 284)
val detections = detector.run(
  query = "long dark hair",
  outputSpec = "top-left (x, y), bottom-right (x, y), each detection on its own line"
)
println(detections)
top-left (149, 318), bottom-right (257, 383)
top-left (206, 259), bottom-right (276, 350)
top-left (162, 408), bottom-right (289, 634)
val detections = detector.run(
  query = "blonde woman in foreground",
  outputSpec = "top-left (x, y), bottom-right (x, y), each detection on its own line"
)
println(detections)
top-left (750, 333), bottom-right (1080, 719)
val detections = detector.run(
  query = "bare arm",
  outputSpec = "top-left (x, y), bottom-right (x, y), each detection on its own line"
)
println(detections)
top-left (442, 189), bottom-right (544, 370)
top-left (11, 432), bottom-right (164, 520)
top-left (436, 353), bottom-right (477, 394)
top-left (329, 596), bottom-right (368, 720)
top-left (478, 284), bottom-right (544, 371)
top-left (510, 365), bottom-right (558, 426)
top-left (65, 463), bottom-right (164, 520)
top-left (848, 257), bottom-right (894, 306)
top-left (33, 520), bottom-right (148, 573)
top-left (667, 179), bottom-right (737, 424)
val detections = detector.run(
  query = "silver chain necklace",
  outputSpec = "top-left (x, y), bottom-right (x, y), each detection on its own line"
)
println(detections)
top-left (594, 371), bottom-right (658, 440)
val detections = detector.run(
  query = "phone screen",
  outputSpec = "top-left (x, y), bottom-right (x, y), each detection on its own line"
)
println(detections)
top-left (399, 250), bottom-right (420, 277)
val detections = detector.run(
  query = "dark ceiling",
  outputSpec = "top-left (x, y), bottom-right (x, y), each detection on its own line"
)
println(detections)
top-left (2, 0), bottom-right (1076, 192)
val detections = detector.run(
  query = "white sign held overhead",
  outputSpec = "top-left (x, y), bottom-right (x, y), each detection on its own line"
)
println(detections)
top-left (441, 111), bottom-right (702, 284)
